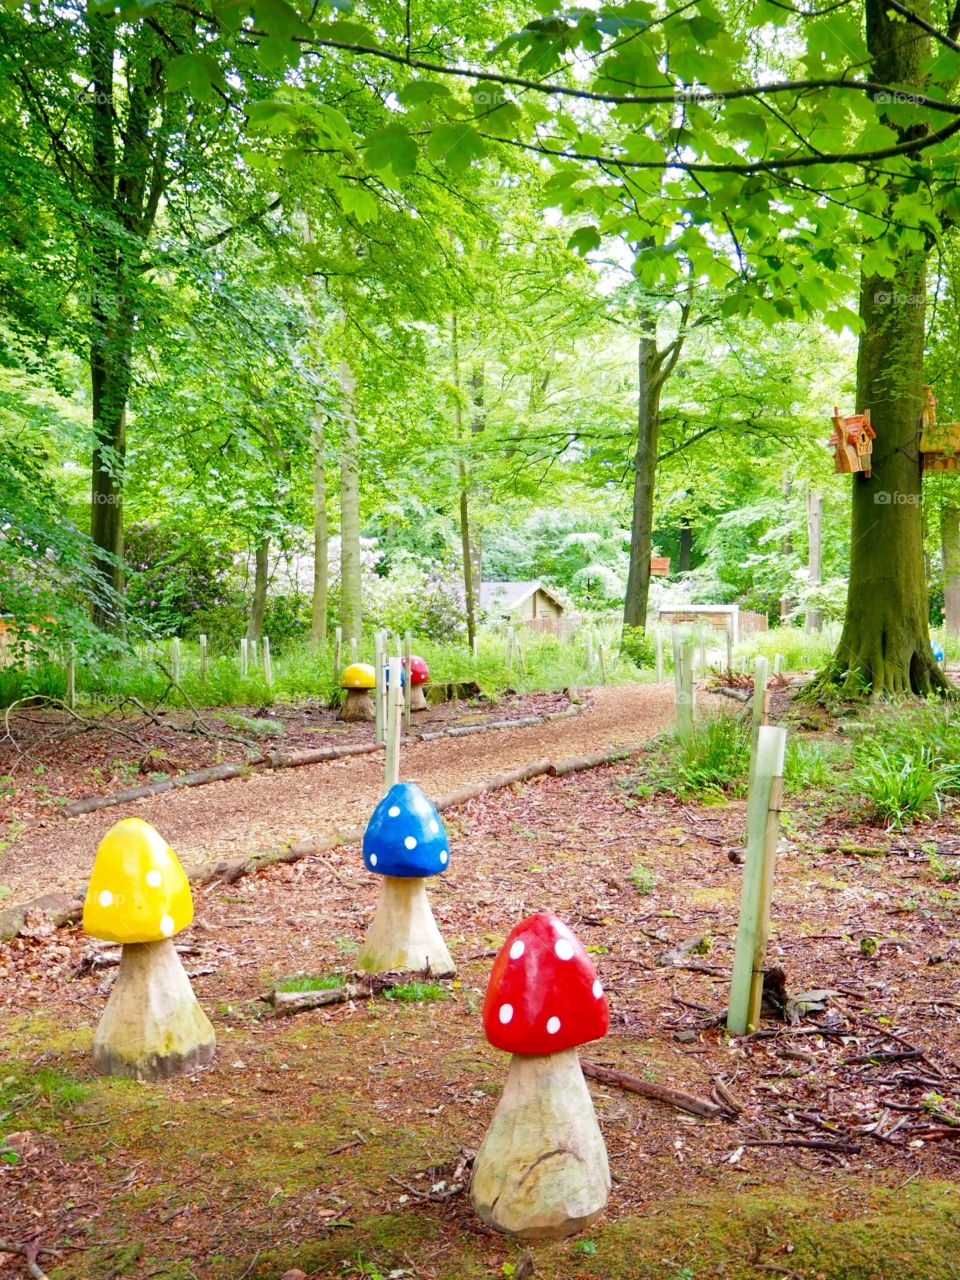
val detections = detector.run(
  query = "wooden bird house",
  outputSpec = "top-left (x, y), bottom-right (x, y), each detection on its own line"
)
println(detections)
top-left (650, 556), bottom-right (671, 577)
top-left (829, 406), bottom-right (875, 477)
top-left (919, 384), bottom-right (960, 472)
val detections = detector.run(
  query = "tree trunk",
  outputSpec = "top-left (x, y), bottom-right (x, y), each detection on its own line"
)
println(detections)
top-left (943, 502), bottom-right (960, 634)
top-left (679, 519), bottom-right (693, 573)
top-left (246, 539), bottom-right (269, 640)
top-left (452, 316), bottom-right (478, 647)
top-left (623, 330), bottom-right (662, 629)
top-left (805, 488), bottom-right (823, 633)
top-left (339, 348), bottom-right (362, 643)
top-left (816, 0), bottom-right (947, 697)
top-left (311, 412), bottom-right (328, 643)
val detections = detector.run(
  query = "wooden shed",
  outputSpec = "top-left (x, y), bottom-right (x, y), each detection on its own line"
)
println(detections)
top-left (479, 580), bottom-right (566, 624)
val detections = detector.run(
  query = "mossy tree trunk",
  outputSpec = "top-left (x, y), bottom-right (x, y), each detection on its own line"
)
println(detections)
top-left (816, 0), bottom-right (948, 697)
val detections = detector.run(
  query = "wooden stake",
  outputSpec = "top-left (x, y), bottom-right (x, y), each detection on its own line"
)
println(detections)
top-left (199, 634), bottom-right (208, 682)
top-left (378, 632), bottom-right (389, 747)
top-left (263, 636), bottom-right (273, 687)
top-left (170, 637), bottom-right (181, 685)
top-left (679, 633), bottom-right (695, 737)
top-left (654, 626), bottom-right (664, 683)
top-left (404, 630), bottom-right (413, 732)
top-left (506, 626), bottom-right (514, 677)
top-left (749, 656), bottom-right (770, 788)
top-left (66, 645), bottom-right (76, 710)
top-left (727, 725), bottom-right (787, 1035)
top-left (384, 656), bottom-right (403, 790)
top-left (333, 626), bottom-right (342, 680)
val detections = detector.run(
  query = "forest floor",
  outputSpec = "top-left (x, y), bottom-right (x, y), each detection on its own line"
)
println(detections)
top-left (0, 684), bottom-right (679, 905)
top-left (2, 684), bottom-right (960, 1280)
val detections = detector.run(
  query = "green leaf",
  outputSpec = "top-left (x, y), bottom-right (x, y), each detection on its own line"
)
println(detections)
top-left (340, 184), bottom-right (379, 223)
top-left (364, 123), bottom-right (418, 176)
top-left (567, 225), bottom-right (602, 256)
top-left (399, 80), bottom-right (453, 105)
top-left (426, 122), bottom-right (485, 172)
top-left (166, 53), bottom-right (227, 100)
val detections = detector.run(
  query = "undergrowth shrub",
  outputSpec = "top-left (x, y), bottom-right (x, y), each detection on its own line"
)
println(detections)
top-left (853, 744), bottom-right (960, 828)
top-left (627, 715), bottom-right (750, 800)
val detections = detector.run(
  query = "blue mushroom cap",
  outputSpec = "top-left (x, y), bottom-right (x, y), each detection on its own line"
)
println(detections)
top-left (362, 782), bottom-right (450, 877)
top-left (384, 664), bottom-right (406, 686)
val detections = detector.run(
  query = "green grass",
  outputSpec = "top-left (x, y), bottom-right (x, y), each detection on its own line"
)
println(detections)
top-left (736, 625), bottom-right (837, 672)
top-left (382, 981), bottom-right (447, 1002)
top-left (625, 715), bottom-right (751, 801)
top-left (629, 864), bottom-right (657, 894)
top-left (853, 744), bottom-right (960, 827)
top-left (273, 972), bottom-right (346, 993)
top-left (784, 737), bottom-right (849, 792)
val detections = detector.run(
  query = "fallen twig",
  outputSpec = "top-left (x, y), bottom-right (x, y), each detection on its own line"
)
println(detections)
top-left (581, 1061), bottom-right (724, 1119)
top-left (743, 1138), bottom-right (861, 1154)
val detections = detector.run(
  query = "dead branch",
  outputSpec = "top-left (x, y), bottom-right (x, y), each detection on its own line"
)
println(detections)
top-left (581, 1061), bottom-right (725, 1118)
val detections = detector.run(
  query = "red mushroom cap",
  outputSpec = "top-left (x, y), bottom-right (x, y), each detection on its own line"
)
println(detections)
top-left (406, 655), bottom-right (429, 685)
top-left (482, 911), bottom-right (609, 1056)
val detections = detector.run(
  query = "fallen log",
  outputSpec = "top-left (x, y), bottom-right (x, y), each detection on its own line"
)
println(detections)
top-left (581, 1061), bottom-right (724, 1119)
top-left (264, 984), bottom-right (374, 1016)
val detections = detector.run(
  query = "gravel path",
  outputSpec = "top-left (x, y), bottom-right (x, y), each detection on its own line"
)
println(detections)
top-left (2, 683), bottom-right (680, 902)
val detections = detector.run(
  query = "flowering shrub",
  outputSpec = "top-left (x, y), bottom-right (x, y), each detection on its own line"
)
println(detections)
top-left (125, 523), bottom-right (235, 638)
top-left (360, 552), bottom-right (466, 641)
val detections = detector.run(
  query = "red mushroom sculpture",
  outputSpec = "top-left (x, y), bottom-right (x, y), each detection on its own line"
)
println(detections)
top-left (469, 911), bottom-right (610, 1240)
top-left (406, 655), bottom-right (429, 711)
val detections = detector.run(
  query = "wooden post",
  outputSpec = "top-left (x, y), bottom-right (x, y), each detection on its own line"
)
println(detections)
top-left (749, 656), bottom-right (770, 786)
top-left (170, 637), bottom-right (181, 685)
top-left (404, 630), bottom-right (413, 732)
top-left (263, 636), bottom-right (273, 687)
top-left (66, 645), bottom-right (76, 710)
top-left (680, 633), bottom-right (695, 737)
top-left (384, 655), bottom-right (403, 790)
top-left (773, 652), bottom-right (783, 676)
top-left (333, 626), bottom-right (342, 679)
top-left (239, 638), bottom-right (248, 676)
top-left (654, 625), bottom-right (664, 682)
top-left (378, 632), bottom-right (389, 747)
top-left (199, 634), bottom-right (208, 682)
top-left (506, 626), bottom-right (514, 677)
top-left (727, 725), bottom-right (788, 1035)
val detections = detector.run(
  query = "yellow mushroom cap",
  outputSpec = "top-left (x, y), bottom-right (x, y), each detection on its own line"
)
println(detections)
top-left (82, 818), bottom-right (193, 944)
top-left (341, 662), bottom-right (376, 689)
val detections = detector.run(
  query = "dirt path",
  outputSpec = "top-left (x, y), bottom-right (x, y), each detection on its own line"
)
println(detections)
top-left (1, 683), bottom-right (681, 903)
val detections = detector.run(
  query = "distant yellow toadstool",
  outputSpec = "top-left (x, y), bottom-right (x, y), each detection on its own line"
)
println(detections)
top-left (83, 818), bottom-right (216, 1081)
top-left (338, 662), bottom-right (376, 722)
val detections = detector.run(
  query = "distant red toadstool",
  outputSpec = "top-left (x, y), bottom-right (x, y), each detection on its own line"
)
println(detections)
top-left (469, 911), bottom-right (610, 1240)
top-left (406, 655), bottom-right (429, 711)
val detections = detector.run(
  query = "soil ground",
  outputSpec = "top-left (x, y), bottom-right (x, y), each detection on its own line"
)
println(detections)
top-left (0, 684), bottom-right (676, 904)
top-left (2, 713), bottom-right (960, 1280)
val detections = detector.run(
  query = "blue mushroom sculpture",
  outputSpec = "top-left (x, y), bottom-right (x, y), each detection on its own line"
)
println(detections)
top-left (357, 783), bottom-right (455, 976)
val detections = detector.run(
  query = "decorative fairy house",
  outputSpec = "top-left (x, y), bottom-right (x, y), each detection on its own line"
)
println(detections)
top-left (919, 385), bottom-right (960, 472)
top-left (829, 406), bottom-right (875, 476)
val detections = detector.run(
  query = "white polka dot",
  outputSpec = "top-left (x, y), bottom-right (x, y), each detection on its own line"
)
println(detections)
top-left (98, 889), bottom-right (113, 907)
top-left (593, 979), bottom-right (603, 999)
top-left (404, 836), bottom-right (417, 850)
top-left (439, 850), bottom-right (448, 865)
top-left (388, 805), bottom-right (401, 817)
top-left (509, 940), bottom-right (525, 960)
top-left (145, 870), bottom-right (162, 888)
top-left (428, 819), bottom-right (440, 834)
top-left (546, 1016), bottom-right (561, 1035)
top-left (159, 915), bottom-right (174, 937)
top-left (370, 854), bottom-right (378, 867)
top-left (499, 1003), bottom-right (513, 1024)
top-left (554, 938), bottom-right (574, 961)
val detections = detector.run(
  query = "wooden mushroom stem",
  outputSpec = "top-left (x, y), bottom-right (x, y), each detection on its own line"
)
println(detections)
top-left (357, 875), bottom-right (454, 976)
top-left (92, 939), bottom-right (216, 1082)
top-left (409, 683), bottom-right (427, 711)
top-left (470, 1047), bottom-right (610, 1241)
top-left (339, 687), bottom-right (375, 721)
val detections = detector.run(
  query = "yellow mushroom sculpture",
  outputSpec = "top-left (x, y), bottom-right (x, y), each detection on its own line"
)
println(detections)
top-left (83, 818), bottom-right (216, 1081)
top-left (338, 662), bottom-right (376, 722)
